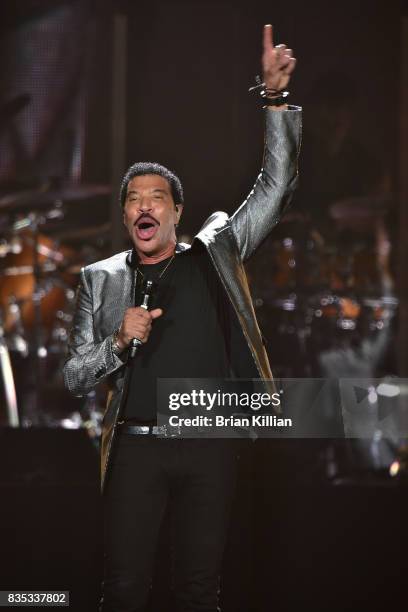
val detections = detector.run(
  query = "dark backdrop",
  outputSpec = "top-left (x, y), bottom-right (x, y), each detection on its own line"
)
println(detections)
top-left (117, 0), bottom-right (401, 235)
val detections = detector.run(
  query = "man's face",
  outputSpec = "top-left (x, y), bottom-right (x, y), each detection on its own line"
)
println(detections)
top-left (123, 174), bottom-right (182, 256)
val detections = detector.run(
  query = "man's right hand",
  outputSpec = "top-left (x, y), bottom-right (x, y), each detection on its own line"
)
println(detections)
top-left (116, 307), bottom-right (163, 351)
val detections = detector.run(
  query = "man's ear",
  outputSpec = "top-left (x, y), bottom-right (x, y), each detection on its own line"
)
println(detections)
top-left (175, 204), bottom-right (184, 223)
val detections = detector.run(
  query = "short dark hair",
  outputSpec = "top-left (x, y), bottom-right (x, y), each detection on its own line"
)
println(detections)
top-left (120, 162), bottom-right (184, 208)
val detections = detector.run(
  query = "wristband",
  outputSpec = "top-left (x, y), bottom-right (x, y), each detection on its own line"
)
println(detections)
top-left (262, 91), bottom-right (289, 107)
top-left (249, 75), bottom-right (289, 107)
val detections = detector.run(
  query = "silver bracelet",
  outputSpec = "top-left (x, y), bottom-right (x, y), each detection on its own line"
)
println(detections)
top-left (111, 329), bottom-right (124, 356)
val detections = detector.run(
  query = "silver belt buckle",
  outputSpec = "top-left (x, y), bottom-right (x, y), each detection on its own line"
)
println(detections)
top-left (162, 423), bottom-right (182, 438)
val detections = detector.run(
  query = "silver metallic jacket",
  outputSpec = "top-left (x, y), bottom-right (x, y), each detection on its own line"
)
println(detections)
top-left (63, 107), bottom-right (302, 492)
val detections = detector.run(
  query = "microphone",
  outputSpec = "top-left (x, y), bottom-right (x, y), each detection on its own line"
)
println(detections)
top-left (130, 278), bottom-right (158, 359)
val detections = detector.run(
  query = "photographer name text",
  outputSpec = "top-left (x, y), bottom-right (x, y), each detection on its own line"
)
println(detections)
top-left (168, 415), bottom-right (292, 428)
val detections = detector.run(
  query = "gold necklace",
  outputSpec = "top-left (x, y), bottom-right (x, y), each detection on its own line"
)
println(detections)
top-left (136, 254), bottom-right (175, 280)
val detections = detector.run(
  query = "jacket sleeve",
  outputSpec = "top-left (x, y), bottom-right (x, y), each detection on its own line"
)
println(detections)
top-left (62, 268), bottom-right (126, 397)
top-left (230, 106), bottom-right (302, 262)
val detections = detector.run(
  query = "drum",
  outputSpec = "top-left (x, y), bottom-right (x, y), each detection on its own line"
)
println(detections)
top-left (0, 230), bottom-right (76, 342)
top-left (352, 245), bottom-right (382, 295)
top-left (322, 238), bottom-right (382, 296)
top-left (246, 217), bottom-right (327, 295)
top-left (0, 231), bottom-right (82, 426)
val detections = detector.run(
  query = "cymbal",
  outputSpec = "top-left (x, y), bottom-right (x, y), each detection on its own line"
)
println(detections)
top-left (330, 195), bottom-right (392, 221)
top-left (0, 184), bottom-right (111, 212)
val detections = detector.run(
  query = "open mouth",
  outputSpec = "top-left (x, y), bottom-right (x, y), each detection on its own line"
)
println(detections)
top-left (134, 218), bottom-right (159, 241)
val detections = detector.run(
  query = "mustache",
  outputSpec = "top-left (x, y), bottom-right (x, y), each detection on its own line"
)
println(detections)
top-left (134, 213), bottom-right (159, 226)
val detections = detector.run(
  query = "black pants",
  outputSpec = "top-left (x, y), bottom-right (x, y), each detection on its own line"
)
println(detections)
top-left (99, 435), bottom-right (238, 612)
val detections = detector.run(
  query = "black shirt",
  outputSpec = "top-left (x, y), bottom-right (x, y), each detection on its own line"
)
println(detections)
top-left (123, 244), bottom-right (256, 421)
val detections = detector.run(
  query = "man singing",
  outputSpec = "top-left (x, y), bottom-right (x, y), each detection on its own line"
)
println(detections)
top-left (64, 24), bottom-right (301, 612)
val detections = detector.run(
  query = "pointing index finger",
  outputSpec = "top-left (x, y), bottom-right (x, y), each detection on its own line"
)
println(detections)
top-left (263, 24), bottom-right (274, 52)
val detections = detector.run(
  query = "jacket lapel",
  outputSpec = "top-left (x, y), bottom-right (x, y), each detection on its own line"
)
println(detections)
top-left (93, 252), bottom-right (135, 341)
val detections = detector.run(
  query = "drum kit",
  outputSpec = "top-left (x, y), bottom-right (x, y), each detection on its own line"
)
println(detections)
top-left (248, 197), bottom-right (398, 379)
top-left (0, 182), bottom-right (111, 433)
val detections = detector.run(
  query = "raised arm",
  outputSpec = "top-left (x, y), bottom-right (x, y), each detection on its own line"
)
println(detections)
top-left (231, 24), bottom-right (301, 261)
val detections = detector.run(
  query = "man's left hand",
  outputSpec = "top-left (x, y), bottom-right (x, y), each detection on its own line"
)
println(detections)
top-left (262, 24), bottom-right (296, 91)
